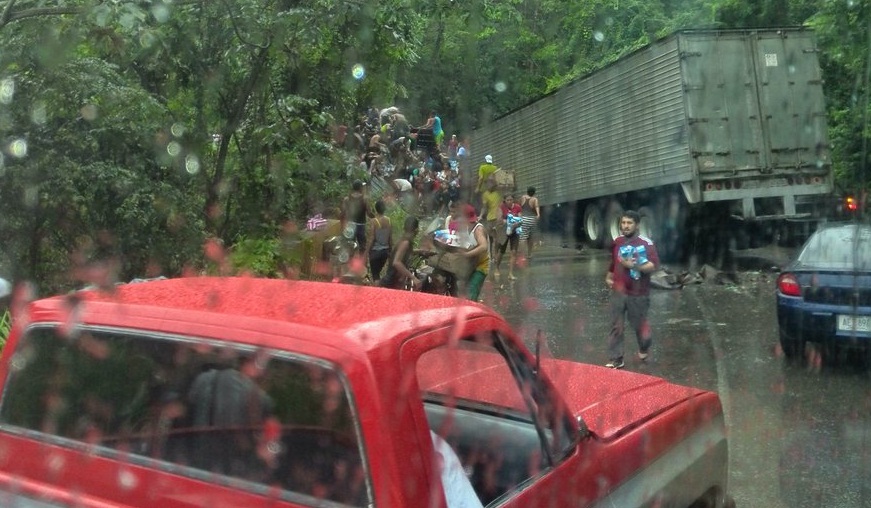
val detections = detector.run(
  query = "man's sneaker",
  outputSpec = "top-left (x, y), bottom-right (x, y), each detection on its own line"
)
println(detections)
top-left (637, 351), bottom-right (649, 362)
top-left (605, 358), bottom-right (624, 369)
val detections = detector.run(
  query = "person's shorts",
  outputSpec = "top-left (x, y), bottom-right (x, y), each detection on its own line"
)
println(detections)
top-left (499, 232), bottom-right (519, 253)
top-left (466, 270), bottom-right (486, 302)
top-left (519, 216), bottom-right (537, 240)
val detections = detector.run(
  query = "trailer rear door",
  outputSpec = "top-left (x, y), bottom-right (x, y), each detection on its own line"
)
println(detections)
top-left (681, 30), bottom-right (829, 179)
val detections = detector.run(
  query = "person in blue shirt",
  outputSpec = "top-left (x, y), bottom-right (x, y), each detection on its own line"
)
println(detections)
top-left (422, 110), bottom-right (444, 148)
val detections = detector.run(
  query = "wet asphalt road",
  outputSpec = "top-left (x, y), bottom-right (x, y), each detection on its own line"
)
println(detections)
top-left (480, 249), bottom-right (871, 508)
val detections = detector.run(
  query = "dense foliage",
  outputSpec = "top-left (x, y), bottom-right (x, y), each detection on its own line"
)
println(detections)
top-left (0, 0), bottom-right (867, 292)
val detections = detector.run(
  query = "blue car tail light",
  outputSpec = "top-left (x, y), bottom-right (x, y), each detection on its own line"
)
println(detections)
top-left (777, 273), bottom-right (802, 297)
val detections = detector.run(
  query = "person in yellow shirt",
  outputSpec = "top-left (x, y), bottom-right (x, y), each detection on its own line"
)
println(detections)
top-left (479, 177), bottom-right (502, 262)
top-left (475, 155), bottom-right (498, 195)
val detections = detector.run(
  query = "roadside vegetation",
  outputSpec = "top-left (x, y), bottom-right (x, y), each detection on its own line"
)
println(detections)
top-left (0, 311), bottom-right (9, 349)
top-left (0, 0), bottom-right (866, 293)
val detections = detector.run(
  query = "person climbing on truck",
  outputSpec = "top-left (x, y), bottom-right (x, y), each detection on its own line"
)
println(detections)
top-left (420, 110), bottom-right (444, 148)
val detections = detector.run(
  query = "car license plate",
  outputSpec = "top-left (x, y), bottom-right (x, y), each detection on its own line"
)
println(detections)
top-left (837, 315), bottom-right (871, 333)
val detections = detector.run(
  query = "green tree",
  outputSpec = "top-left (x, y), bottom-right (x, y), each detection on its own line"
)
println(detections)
top-left (0, 0), bottom-right (425, 290)
top-left (806, 0), bottom-right (870, 192)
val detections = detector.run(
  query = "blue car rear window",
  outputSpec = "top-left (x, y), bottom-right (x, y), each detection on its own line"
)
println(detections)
top-left (799, 227), bottom-right (871, 270)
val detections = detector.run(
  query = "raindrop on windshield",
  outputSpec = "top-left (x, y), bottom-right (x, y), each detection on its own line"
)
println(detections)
top-left (8, 139), bottom-right (27, 158)
top-left (352, 64), bottom-right (365, 80)
top-left (171, 123), bottom-right (186, 137)
top-left (31, 102), bottom-right (47, 125)
top-left (185, 154), bottom-right (200, 174)
top-left (167, 141), bottom-right (182, 157)
top-left (117, 468), bottom-right (138, 491)
top-left (151, 4), bottom-right (170, 23)
top-left (80, 104), bottom-right (98, 121)
top-left (0, 79), bottom-right (14, 104)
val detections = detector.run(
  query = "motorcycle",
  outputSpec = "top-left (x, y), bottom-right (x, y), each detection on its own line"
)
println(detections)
top-left (407, 249), bottom-right (458, 296)
top-left (324, 235), bottom-right (365, 284)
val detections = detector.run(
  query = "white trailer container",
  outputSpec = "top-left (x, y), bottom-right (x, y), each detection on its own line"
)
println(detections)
top-left (471, 28), bottom-right (832, 257)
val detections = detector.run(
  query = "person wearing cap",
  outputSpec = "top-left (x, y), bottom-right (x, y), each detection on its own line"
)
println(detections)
top-left (479, 176), bottom-right (502, 262)
top-left (456, 139), bottom-right (468, 159)
top-left (455, 204), bottom-right (490, 302)
top-left (475, 155), bottom-right (498, 196)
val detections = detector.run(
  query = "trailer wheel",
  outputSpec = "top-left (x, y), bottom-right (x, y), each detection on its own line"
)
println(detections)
top-left (637, 206), bottom-right (660, 243)
top-left (583, 203), bottom-right (605, 247)
top-left (604, 201), bottom-right (624, 248)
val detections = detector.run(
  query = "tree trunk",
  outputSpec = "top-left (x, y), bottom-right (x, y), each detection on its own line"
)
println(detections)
top-left (204, 44), bottom-right (272, 236)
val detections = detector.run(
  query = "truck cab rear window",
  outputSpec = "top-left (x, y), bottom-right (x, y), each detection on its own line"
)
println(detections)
top-left (0, 326), bottom-right (371, 506)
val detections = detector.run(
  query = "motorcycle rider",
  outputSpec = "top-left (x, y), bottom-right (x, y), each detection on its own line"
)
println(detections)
top-left (378, 216), bottom-right (423, 290)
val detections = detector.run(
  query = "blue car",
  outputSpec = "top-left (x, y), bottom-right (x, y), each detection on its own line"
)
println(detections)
top-left (776, 223), bottom-right (871, 359)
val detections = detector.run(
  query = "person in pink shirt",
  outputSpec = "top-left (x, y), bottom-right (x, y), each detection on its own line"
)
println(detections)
top-left (493, 194), bottom-right (522, 280)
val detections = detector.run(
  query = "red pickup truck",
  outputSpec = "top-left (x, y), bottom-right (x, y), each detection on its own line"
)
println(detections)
top-left (0, 277), bottom-right (733, 507)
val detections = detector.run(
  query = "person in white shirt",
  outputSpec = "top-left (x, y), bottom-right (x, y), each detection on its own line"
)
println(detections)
top-left (430, 430), bottom-right (483, 508)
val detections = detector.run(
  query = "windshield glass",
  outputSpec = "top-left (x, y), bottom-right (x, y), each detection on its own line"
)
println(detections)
top-left (0, 3), bottom-right (869, 508)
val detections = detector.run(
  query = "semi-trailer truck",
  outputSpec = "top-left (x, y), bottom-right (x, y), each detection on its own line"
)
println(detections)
top-left (470, 28), bottom-right (832, 258)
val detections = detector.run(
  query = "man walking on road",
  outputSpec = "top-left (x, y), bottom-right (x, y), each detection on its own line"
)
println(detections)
top-left (605, 210), bottom-right (659, 369)
top-left (479, 177), bottom-right (502, 261)
top-left (475, 155), bottom-right (498, 196)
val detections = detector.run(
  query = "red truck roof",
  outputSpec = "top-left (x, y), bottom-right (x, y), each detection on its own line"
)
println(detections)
top-left (27, 276), bottom-right (490, 350)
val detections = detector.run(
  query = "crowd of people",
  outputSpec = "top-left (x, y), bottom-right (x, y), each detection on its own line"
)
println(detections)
top-left (350, 106), bottom-right (467, 217)
top-left (334, 105), bottom-right (551, 301)
top-left (337, 116), bottom-right (543, 302)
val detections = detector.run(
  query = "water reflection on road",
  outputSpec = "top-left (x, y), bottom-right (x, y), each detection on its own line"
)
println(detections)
top-left (481, 252), bottom-right (871, 508)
